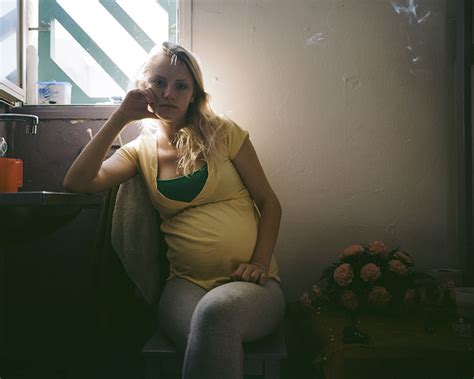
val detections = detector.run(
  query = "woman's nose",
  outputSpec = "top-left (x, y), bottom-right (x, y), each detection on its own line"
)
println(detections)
top-left (162, 85), bottom-right (175, 99)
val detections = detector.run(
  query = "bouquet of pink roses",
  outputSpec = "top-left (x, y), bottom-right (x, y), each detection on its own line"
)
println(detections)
top-left (300, 241), bottom-right (442, 313)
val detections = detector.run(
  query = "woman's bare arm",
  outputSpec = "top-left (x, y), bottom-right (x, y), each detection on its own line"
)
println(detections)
top-left (230, 137), bottom-right (282, 285)
top-left (63, 89), bottom-right (157, 193)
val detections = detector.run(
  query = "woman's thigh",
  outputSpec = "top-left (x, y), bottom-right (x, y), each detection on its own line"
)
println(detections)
top-left (158, 276), bottom-right (208, 352)
top-left (158, 277), bottom-right (286, 351)
top-left (190, 279), bottom-right (286, 342)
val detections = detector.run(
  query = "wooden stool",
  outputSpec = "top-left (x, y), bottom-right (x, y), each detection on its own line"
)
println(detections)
top-left (142, 323), bottom-right (287, 379)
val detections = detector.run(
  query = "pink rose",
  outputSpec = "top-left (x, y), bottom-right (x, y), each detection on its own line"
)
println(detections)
top-left (368, 286), bottom-right (392, 307)
top-left (340, 244), bottom-right (364, 259)
top-left (360, 263), bottom-right (382, 282)
top-left (394, 250), bottom-right (414, 264)
top-left (367, 241), bottom-right (387, 255)
top-left (388, 259), bottom-right (408, 276)
top-left (340, 290), bottom-right (359, 311)
top-left (333, 263), bottom-right (354, 287)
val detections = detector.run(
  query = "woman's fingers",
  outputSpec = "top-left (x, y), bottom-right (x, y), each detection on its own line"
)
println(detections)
top-left (230, 264), bottom-right (245, 281)
top-left (143, 89), bottom-right (159, 118)
top-left (241, 266), bottom-right (255, 282)
top-left (258, 272), bottom-right (268, 285)
top-left (118, 89), bottom-right (158, 120)
top-left (248, 268), bottom-right (262, 283)
top-left (231, 263), bottom-right (267, 285)
top-left (143, 88), bottom-right (156, 104)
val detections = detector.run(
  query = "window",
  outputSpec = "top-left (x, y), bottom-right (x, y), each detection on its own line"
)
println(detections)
top-left (26, 0), bottom-right (183, 105)
top-left (0, 0), bottom-right (26, 104)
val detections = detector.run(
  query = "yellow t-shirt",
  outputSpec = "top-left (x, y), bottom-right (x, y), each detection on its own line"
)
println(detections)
top-left (115, 118), bottom-right (280, 290)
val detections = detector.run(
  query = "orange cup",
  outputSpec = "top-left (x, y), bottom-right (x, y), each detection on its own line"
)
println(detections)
top-left (0, 158), bottom-right (23, 192)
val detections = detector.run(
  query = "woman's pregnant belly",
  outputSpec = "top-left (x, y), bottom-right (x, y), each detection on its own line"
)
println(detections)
top-left (160, 198), bottom-right (259, 287)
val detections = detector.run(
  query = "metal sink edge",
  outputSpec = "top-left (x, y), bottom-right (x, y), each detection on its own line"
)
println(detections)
top-left (0, 191), bottom-right (104, 207)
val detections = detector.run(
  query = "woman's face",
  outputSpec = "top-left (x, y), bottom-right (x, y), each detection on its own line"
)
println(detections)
top-left (146, 54), bottom-right (195, 126)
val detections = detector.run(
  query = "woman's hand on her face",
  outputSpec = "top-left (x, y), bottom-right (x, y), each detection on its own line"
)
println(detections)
top-left (114, 88), bottom-right (158, 124)
top-left (231, 263), bottom-right (268, 285)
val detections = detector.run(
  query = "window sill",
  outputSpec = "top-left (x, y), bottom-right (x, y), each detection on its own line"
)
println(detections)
top-left (9, 105), bottom-right (119, 120)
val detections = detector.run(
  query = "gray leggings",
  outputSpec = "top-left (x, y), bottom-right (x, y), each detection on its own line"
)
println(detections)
top-left (157, 276), bottom-right (286, 379)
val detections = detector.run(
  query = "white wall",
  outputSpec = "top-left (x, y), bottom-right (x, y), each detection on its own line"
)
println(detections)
top-left (190, 0), bottom-right (458, 301)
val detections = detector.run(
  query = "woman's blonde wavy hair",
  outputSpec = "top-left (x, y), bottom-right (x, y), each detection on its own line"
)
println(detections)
top-left (135, 41), bottom-right (225, 176)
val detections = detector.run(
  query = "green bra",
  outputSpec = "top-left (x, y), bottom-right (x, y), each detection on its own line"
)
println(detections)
top-left (157, 164), bottom-right (208, 202)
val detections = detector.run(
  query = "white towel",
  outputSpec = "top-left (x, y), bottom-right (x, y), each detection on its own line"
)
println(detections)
top-left (111, 175), bottom-right (161, 305)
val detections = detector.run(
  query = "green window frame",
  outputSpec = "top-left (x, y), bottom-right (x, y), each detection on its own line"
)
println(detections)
top-left (38, 0), bottom-right (176, 104)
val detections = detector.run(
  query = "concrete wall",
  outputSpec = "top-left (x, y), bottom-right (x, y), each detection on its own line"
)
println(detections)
top-left (191, 0), bottom-right (458, 300)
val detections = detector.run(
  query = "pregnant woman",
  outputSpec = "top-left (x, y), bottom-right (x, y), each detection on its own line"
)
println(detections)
top-left (63, 41), bottom-right (285, 379)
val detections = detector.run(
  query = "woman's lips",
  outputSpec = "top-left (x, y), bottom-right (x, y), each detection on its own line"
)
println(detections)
top-left (159, 104), bottom-right (177, 108)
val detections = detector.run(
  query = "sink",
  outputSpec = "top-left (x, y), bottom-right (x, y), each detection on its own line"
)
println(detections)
top-left (0, 191), bottom-right (103, 246)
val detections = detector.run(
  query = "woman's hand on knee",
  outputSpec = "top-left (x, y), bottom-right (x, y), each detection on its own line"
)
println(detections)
top-left (230, 263), bottom-right (268, 285)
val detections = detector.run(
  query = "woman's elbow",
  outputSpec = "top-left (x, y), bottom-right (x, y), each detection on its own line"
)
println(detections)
top-left (272, 197), bottom-right (282, 217)
top-left (258, 195), bottom-right (282, 217)
top-left (63, 175), bottom-right (93, 193)
top-left (63, 178), bottom-right (83, 193)
top-left (62, 174), bottom-right (76, 192)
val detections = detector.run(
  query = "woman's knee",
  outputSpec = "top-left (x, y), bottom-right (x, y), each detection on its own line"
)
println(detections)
top-left (190, 280), bottom-right (284, 333)
top-left (191, 293), bottom-right (239, 332)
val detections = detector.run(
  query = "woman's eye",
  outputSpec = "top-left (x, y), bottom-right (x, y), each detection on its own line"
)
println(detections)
top-left (177, 83), bottom-right (188, 90)
top-left (152, 79), bottom-right (165, 87)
